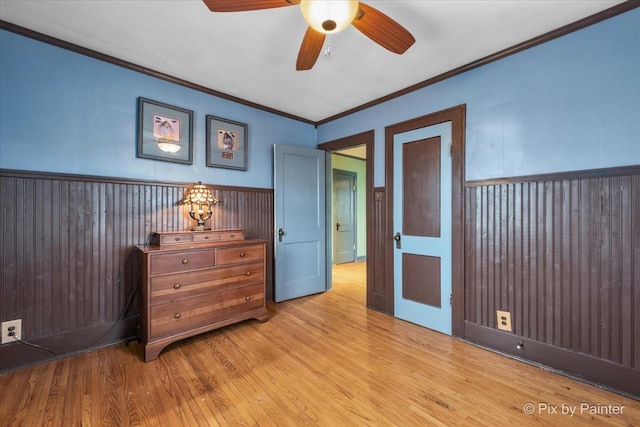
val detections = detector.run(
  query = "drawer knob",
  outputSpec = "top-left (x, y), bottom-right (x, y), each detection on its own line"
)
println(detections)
top-left (245, 272), bottom-right (251, 276)
top-left (230, 234), bottom-right (235, 238)
top-left (175, 237), bottom-right (181, 241)
top-left (245, 296), bottom-right (251, 301)
top-left (181, 259), bottom-right (189, 264)
top-left (204, 236), bottom-right (210, 240)
top-left (239, 252), bottom-right (246, 257)
top-left (174, 313), bottom-right (181, 319)
top-left (173, 283), bottom-right (181, 289)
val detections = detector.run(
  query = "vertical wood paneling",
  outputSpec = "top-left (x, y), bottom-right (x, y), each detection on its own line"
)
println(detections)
top-left (560, 180), bottom-right (571, 350)
top-left (579, 179), bottom-right (591, 355)
top-left (633, 175), bottom-right (640, 370)
top-left (620, 176), bottom-right (633, 367)
top-left (369, 188), bottom-right (388, 312)
top-left (534, 182), bottom-right (543, 341)
top-left (499, 184), bottom-right (508, 326)
top-left (465, 167), bottom-right (640, 370)
top-left (485, 185), bottom-right (493, 328)
top-left (588, 178), bottom-right (601, 357)
top-left (513, 183), bottom-right (523, 337)
top-left (464, 186), bottom-right (477, 322)
top-left (569, 179), bottom-right (581, 352)
top-left (1, 171), bottom-right (274, 369)
top-left (207, 186), bottom-right (274, 301)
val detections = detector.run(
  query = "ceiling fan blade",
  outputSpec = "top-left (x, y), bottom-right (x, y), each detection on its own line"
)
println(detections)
top-left (296, 27), bottom-right (326, 71)
top-left (202, 0), bottom-right (298, 13)
top-left (352, 2), bottom-right (415, 54)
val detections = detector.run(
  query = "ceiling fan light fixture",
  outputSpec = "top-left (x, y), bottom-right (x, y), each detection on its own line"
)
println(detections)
top-left (300, 0), bottom-right (359, 34)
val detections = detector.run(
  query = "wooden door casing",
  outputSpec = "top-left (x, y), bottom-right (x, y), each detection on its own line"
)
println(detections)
top-left (384, 105), bottom-right (466, 336)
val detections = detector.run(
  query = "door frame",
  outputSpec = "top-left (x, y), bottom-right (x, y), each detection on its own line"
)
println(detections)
top-left (385, 105), bottom-right (466, 338)
top-left (317, 130), bottom-right (374, 307)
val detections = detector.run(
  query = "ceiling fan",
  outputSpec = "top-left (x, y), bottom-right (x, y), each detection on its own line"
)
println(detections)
top-left (202, 0), bottom-right (415, 70)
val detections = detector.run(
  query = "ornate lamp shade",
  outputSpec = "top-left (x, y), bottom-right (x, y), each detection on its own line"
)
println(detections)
top-left (180, 182), bottom-right (220, 231)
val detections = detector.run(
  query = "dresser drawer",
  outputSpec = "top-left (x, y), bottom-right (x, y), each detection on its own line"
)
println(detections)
top-left (149, 283), bottom-right (265, 340)
top-left (150, 249), bottom-right (215, 275)
top-left (219, 230), bottom-right (244, 240)
top-left (153, 229), bottom-right (243, 246)
top-left (217, 244), bottom-right (263, 265)
top-left (149, 262), bottom-right (265, 305)
top-left (157, 233), bottom-right (194, 246)
top-left (193, 233), bottom-right (220, 243)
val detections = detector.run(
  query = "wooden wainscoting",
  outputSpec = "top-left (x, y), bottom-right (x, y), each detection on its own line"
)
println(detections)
top-left (368, 187), bottom-right (391, 313)
top-left (0, 169), bottom-right (273, 372)
top-left (464, 165), bottom-right (640, 396)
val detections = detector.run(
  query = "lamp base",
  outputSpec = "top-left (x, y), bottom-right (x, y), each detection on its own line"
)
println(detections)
top-left (191, 225), bottom-right (211, 232)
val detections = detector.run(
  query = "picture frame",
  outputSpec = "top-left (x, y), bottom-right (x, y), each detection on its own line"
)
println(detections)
top-left (206, 115), bottom-right (248, 171)
top-left (137, 97), bottom-right (193, 164)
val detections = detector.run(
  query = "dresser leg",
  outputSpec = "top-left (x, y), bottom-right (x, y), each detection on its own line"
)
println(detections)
top-left (143, 343), bottom-right (164, 362)
top-left (255, 309), bottom-right (269, 323)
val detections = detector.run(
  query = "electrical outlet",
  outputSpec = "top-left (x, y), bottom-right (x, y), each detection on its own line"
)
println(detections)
top-left (2, 319), bottom-right (22, 344)
top-left (496, 310), bottom-right (512, 332)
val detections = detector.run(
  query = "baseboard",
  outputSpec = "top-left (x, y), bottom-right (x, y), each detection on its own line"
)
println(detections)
top-left (0, 315), bottom-right (139, 373)
top-left (464, 322), bottom-right (640, 399)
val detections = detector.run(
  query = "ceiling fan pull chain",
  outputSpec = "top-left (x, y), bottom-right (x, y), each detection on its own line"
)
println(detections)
top-left (324, 34), bottom-right (332, 59)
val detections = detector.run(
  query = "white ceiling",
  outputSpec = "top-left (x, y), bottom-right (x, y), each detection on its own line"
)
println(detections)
top-left (0, 0), bottom-right (625, 123)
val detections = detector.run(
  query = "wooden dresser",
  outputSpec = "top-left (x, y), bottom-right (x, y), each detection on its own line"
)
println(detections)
top-left (136, 230), bottom-right (268, 361)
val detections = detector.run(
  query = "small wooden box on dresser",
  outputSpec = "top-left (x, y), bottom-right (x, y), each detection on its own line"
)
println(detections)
top-left (136, 229), bottom-right (268, 361)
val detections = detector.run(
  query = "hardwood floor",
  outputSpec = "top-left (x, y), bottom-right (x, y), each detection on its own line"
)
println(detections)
top-left (1, 261), bottom-right (637, 426)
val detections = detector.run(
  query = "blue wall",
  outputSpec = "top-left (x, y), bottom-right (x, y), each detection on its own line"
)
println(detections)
top-left (317, 8), bottom-right (640, 185)
top-left (0, 30), bottom-right (317, 188)
top-left (2, 8), bottom-right (639, 188)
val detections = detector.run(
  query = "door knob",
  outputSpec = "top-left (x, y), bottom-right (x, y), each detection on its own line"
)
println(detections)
top-left (278, 227), bottom-right (285, 242)
top-left (394, 232), bottom-right (401, 249)
top-left (336, 222), bottom-right (341, 231)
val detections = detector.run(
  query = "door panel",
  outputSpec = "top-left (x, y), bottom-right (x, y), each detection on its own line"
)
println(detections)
top-left (403, 137), bottom-right (441, 237)
top-left (393, 122), bottom-right (452, 335)
top-left (274, 145), bottom-right (326, 302)
top-left (402, 254), bottom-right (441, 308)
top-left (332, 169), bottom-right (356, 264)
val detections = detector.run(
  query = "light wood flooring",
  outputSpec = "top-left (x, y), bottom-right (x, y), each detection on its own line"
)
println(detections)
top-left (1, 261), bottom-right (638, 426)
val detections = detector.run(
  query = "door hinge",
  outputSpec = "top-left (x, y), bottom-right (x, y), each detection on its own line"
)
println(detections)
top-left (449, 144), bottom-right (453, 157)
top-left (450, 293), bottom-right (453, 306)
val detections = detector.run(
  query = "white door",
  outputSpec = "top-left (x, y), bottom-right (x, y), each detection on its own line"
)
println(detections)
top-left (393, 122), bottom-right (452, 335)
top-left (274, 144), bottom-right (327, 302)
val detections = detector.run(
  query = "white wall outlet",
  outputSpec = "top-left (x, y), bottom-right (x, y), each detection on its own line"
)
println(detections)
top-left (496, 310), bottom-right (512, 332)
top-left (2, 319), bottom-right (22, 344)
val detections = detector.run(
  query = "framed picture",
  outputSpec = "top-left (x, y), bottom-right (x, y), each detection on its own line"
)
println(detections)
top-left (206, 115), bottom-right (248, 170)
top-left (137, 97), bottom-right (193, 164)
